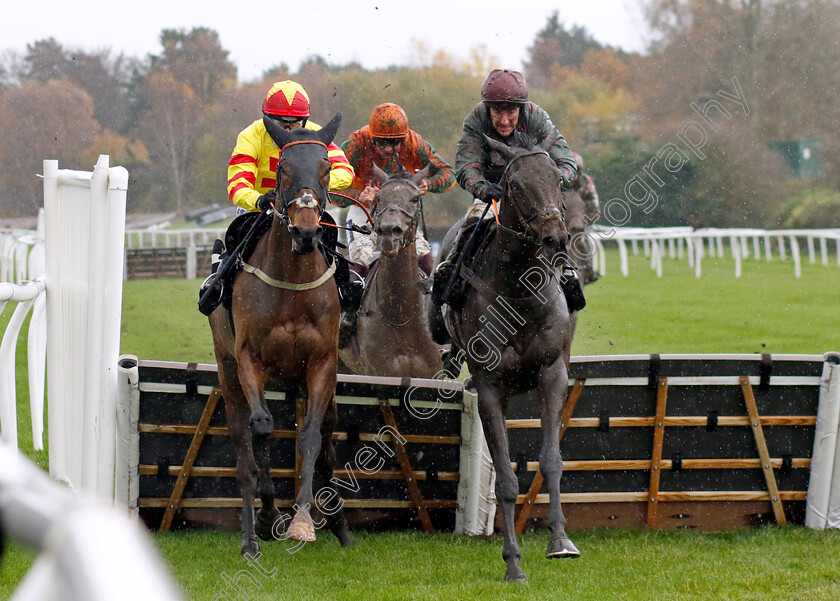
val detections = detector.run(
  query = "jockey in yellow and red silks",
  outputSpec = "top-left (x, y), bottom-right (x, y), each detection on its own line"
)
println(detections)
top-left (227, 80), bottom-right (354, 213)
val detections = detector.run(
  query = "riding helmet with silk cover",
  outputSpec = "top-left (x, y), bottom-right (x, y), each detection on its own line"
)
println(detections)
top-left (481, 69), bottom-right (528, 104)
top-left (262, 80), bottom-right (311, 117)
top-left (369, 103), bottom-right (409, 138)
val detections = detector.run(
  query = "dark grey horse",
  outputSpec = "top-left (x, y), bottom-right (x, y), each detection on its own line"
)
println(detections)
top-left (428, 134), bottom-right (580, 582)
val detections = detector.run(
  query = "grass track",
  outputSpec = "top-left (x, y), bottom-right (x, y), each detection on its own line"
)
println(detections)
top-left (150, 528), bottom-right (840, 600)
top-left (118, 249), bottom-right (840, 363)
top-left (2, 249), bottom-right (840, 599)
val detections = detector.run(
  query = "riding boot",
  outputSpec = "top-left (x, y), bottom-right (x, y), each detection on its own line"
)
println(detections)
top-left (560, 266), bottom-right (586, 313)
top-left (431, 217), bottom-right (479, 307)
top-left (336, 260), bottom-right (364, 349)
top-left (416, 253), bottom-right (435, 295)
top-left (198, 239), bottom-right (227, 316)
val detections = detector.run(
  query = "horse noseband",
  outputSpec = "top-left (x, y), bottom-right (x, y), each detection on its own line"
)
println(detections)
top-left (289, 192), bottom-right (321, 212)
top-left (538, 207), bottom-right (565, 223)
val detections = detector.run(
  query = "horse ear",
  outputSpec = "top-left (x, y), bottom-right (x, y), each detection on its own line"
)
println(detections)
top-left (264, 115), bottom-right (292, 149)
top-left (540, 131), bottom-right (560, 152)
top-left (483, 134), bottom-right (515, 160)
top-left (411, 164), bottom-right (433, 185)
top-left (316, 112), bottom-right (342, 146)
top-left (372, 161), bottom-right (389, 184)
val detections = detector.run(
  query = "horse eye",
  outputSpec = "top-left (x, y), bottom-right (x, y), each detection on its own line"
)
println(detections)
top-left (411, 195), bottom-right (420, 203)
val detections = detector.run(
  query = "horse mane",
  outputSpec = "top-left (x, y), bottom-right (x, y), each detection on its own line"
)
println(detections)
top-left (389, 164), bottom-right (414, 181)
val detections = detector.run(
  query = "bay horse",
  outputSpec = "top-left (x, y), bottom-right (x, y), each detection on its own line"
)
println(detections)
top-left (209, 113), bottom-right (354, 557)
top-left (428, 134), bottom-right (580, 582)
top-left (339, 163), bottom-right (443, 378)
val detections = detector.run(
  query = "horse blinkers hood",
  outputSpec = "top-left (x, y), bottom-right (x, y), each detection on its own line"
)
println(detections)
top-left (263, 113), bottom-right (342, 209)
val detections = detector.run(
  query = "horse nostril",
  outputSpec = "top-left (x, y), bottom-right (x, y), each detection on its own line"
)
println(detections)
top-left (543, 236), bottom-right (555, 247)
top-left (291, 226), bottom-right (301, 238)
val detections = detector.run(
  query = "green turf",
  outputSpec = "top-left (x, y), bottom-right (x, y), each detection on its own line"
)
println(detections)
top-left (3, 248), bottom-right (840, 600)
top-left (574, 249), bottom-right (840, 355)
top-left (118, 249), bottom-right (840, 363)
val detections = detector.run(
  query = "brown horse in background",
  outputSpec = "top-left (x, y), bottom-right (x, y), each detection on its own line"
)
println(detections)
top-left (209, 114), bottom-right (354, 557)
top-left (428, 134), bottom-right (580, 581)
top-left (339, 164), bottom-right (444, 378)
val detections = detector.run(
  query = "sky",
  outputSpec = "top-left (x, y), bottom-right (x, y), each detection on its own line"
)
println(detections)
top-left (1, 0), bottom-right (648, 82)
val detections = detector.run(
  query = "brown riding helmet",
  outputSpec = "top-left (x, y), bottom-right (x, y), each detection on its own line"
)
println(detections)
top-left (481, 69), bottom-right (528, 104)
top-left (369, 103), bottom-right (409, 138)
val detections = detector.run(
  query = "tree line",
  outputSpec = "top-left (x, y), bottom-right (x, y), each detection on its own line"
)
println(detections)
top-left (1, 0), bottom-right (838, 230)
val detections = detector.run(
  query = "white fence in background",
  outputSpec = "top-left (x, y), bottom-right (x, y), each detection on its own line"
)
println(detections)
top-left (0, 215), bottom-right (46, 451)
top-left (591, 226), bottom-right (840, 279)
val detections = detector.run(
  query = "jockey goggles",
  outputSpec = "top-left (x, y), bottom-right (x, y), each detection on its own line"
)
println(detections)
top-left (269, 114), bottom-right (307, 125)
top-left (373, 137), bottom-right (404, 149)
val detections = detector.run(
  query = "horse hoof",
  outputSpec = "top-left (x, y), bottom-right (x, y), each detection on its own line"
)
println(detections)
top-left (288, 511), bottom-right (317, 542)
top-left (241, 537), bottom-right (260, 558)
top-left (338, 532), bottom-right (356, 548)
top-left (255, 507), bottom-right (282, 541)
top-left (503, 566), bottom-right (527, 583)
top-left (546, 536), bottom-right (581, 558)
top-left (249, 413), bottom-right (274, 438)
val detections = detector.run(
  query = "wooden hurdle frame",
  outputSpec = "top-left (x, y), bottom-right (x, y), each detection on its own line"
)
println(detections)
top-left (508, 354), bottom-right (820, 532)
top-left (129, 362), bottom-right (465, 533)
top-left (122, 354), bottom-right (827, 533)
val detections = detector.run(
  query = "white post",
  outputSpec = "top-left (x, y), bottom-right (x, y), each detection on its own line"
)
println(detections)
top-left (595, 237), bottom-right (606, 277)
top-left (716, 236), bottom-right (724, 258)
top-left (115, 355), bottom-right (140, 512)
top-left (43, 159), bottom-right (68, 482)
top-left (0, 280), bottom-right (46, 448)
top-left (694, 236), bottom-right (703, 278)
top-left (186, 242), bottom-right (197, 280)
top-left (43, 156), bottom-right (127, 498)
top-left (618, 239), bottom-right (629, 277)
top-left (764, 234), bottom-right (772, 261)
top-left (731, 236), bottom-right (742, 278)
top-left (807, 235), bottom-right (816, 264)
top-left (806, 356), bottom-right (840, 529)
top-left (789, 235), bottom-right (802, 278)
top-left (778, 235), bottom-right (786, 260)
top-left (455, 389), bottom-right (496, 536)
top-left (820, 236), bottom-right (829, 266)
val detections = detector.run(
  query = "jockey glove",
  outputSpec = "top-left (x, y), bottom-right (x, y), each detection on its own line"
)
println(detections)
top-left (476, 182), bottom-right (503, 203)
top-left (257, 189), bottom-right (277, 212)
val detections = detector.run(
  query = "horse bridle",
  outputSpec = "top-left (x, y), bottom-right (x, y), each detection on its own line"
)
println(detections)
top-left (371, 180), bottom-right (423, 250)
top-left (496, 149), bottom-right (566, 247)
top-left (271, 139), bottom-right (329, 230)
